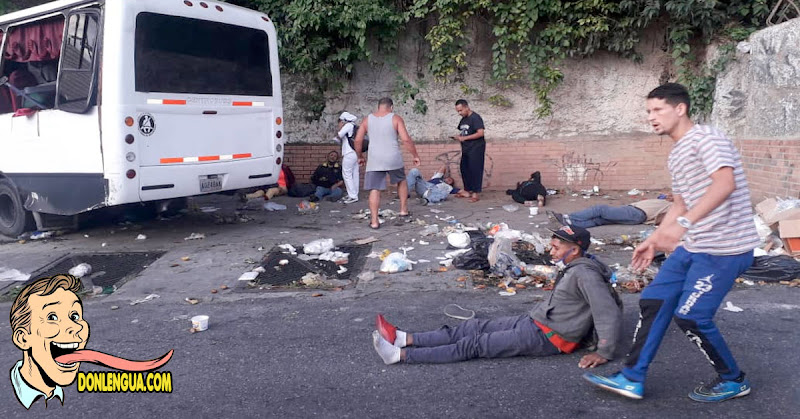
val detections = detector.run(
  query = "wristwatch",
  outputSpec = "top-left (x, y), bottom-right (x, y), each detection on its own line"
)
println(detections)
top-left (676, 216), bottom-right (693, 229)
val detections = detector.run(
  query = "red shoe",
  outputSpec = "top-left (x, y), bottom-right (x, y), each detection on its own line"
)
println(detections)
top-left (376, 314), bottom-right (397, 344)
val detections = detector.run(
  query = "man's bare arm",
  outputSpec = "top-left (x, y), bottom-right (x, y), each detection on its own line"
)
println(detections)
top-left (395, 115), bottom-right (420, 165)
top-left (354, 119), bottom-right (368, 160)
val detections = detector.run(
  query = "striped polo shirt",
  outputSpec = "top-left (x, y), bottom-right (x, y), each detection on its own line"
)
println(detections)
top-left (667, 125), bottom-right (760, 255)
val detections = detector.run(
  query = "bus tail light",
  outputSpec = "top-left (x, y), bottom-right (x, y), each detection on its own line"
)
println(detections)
top-left (125, 117), bottom-right (134, 127)
top-left (126, 170), bottom-right (136, 179)
top-left (276, 157), bottom-right (282, 165)
top-left (125, 134), bottom-right (134, 144)
top-left (276, 117), bottom-right (282, 125)
top-left (276, 131), bottom-right (282, 139)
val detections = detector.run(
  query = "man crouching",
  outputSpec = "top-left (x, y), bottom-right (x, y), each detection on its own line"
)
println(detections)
top-left (372, 225), bottom-right (622, 367)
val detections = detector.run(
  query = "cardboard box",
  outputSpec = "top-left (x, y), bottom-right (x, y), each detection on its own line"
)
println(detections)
top-left (755, 198), bottom-right (800, 226)
top-left (778, 219), bottom-right (800, 256)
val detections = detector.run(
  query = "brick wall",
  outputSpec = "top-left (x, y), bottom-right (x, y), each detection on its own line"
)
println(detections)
top-left (284, 135), bottom-right (674, 192)
top-left (737, 138), bottom-right (800, 202)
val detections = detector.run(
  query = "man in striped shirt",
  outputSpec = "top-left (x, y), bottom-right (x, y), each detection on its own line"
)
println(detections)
top-left (584, 83), bottom-right (760, 403)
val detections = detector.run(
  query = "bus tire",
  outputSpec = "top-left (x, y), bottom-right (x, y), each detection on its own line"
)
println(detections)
top-left (0, 178), bottom-right (30, 238)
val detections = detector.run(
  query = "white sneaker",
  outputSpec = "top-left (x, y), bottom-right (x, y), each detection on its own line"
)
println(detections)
top-left (341, 197), bottom-right (359, 204)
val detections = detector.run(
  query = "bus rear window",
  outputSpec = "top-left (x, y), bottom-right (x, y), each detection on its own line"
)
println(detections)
top-left (135, 12), bottom-right (272, 96)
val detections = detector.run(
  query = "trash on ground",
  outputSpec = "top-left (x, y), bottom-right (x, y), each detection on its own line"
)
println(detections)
top-left (238, 271), bottom-right (260, 281)
top-left (723, 301), bottom-right (744, 313)
top-left (68, 263), bottom-right (92, 278)
top-left (129, 293), bottom-right (160, 306)
top-left (185, 297), bottom-right (200, 305)
top-left (301, 273), bottom-right (325, 286)
top-left (502, 204), bottom-right (520, 212)
top-left (488, 238), bottom-right (524, 277)
top-left (303, 238), bottom-right (334, 255)
top-left (740, 255), bottom-right (800, 282)
top-left (499, 288), bottom-right (517, 296)
top-left (354, 236), bottom-right (379, 245)
top-left (278, 244), bottom-right (297, 255)
top-left (312, 293), bottom-right (324, 297)
top-left (278, 259), bottom-right (289, 266)
top-left (110, 305), bottom-right (119, 310)
top-left (337, 266), bottom-right (348, 274)
top-left (317, 251), bottom-right (349, 264)
top-left (181, 256), bottom-right (191, 261)
top-left (297, 200), bottom-right (319, 214)
top-left (30, 231), bottom-right (54, 240)
top-left (199, 206), bottom-right (220, 213)
top-left (210, 289), bottom-right (218, 294)
top-left (0, 267), bottom-right (31, 282)
top-left (191, 315), bottom-right (209, 332)
top-left (420, 224), bottom-right (440, 236)
top-left (253, 266), bottom-right (266, 273)
top-left (135, 234), bottom-right (147, 240)
top-left (590, 238), bottom-right (605, 246)
top-left (357, 271), bottom-right (375, 282)
top-left (264, 202), bottom-right (287, 211)
top-left (627, 189), bottom-right (641, 195)
top-left (220, 285), bottom-right (229, 290)
top-left (184, 233), bottom-right (205, 241)
top-left (447, 232), bottom-right (471, 248)
top-left (380, 252), bottom-right (414, 273)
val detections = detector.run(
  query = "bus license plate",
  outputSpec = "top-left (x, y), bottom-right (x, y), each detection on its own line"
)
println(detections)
top-left (200, 176), bottom-right (222, 193)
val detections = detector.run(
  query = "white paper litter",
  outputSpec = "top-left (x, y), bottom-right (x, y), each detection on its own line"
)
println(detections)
top-left (130, 294), bottom-right (159, 306)
top-left (238, 271), bottom-right (260, 281)
top-left (0, 268), bottom-right (30, 282)
top-left (723, 301), bottom-right (744, 312)
top-left (184, 233), bottom-right (205, 241)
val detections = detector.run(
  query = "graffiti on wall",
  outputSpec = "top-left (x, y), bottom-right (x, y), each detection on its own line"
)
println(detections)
top-left (434, 150), bottom-right (495, 187)
top-left (554, 152), bottom-right (617, 188)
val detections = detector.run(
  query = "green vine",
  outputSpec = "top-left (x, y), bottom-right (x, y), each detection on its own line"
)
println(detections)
top-left (225, 0), bottom-right (770, 119)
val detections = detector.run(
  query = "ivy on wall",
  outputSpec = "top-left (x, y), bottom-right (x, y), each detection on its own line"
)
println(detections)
top-left (5, 1), bottom-right (771, 119)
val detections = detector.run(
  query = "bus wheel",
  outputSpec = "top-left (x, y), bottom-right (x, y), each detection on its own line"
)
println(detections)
top-left (0, 178), bottom-right (30, 238)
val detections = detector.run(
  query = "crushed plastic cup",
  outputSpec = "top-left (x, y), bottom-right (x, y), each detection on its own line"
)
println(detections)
top-left (191, 315), bottom-right (209, 332)
top-left (529, 207), bottom-right (539, 216)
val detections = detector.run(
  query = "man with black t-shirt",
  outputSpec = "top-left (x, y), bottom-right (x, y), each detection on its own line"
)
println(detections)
top-left (453, 99), bottom-right (485, 202)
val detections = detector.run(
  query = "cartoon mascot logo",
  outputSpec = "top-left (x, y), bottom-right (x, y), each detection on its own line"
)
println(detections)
top-left (10, 274), bottom-right (172, 409)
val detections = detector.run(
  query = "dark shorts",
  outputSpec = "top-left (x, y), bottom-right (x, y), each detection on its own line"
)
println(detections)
top-left (364, 169), bottom-right (406, 191)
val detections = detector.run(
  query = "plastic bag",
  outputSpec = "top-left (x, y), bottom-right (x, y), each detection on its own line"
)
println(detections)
top-left (303, 238), bottom-right (334, 255)
top-left (420, 224), bottom-right (440, 236)
top-left (380, 252), bottom-right (414, 273)
top-left (264, 202), bottom-right (287, 211)
top-left (741, 255), bottom-right (800, 282)
top-left (68, 263), bottom-right (92, 278)
top-left (447, 232), bottom-right (471, 248)
top-left (487, 238), bottom-right (523, 277)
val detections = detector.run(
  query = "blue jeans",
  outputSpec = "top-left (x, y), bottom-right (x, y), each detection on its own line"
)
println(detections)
top-left (314, 186), bottom-right (343, 201)
top-left (405, 314), bottom-right (559, 363)
top-left (567, 205), bottom-right (647, 228)
top-left (406, 168), bottom-right (449, 203)
top-left (622, 247), bottom-right (754, 382)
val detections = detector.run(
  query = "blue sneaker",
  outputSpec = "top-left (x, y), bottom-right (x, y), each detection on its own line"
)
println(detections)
top-left (583, 372), bottom-right (644, 400)
top-left (688, 375), bottom-right (751, 402)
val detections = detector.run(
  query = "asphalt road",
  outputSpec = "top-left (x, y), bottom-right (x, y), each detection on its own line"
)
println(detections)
top-left (1, 286), bottom-right (797, 418)
top-left (1, 192), bottom-right (798, 417)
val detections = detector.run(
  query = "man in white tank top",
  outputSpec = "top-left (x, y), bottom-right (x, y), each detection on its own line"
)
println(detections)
top-left (354, 97), bottom-right (421, 229)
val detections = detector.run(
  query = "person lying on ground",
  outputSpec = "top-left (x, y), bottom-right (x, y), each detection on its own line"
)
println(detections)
top-left (309, 151), bottom-right (345, 202)
top-left (506, 171), bottom-right (548, 206)
top-left (371, 225), bottom-right (622, 366)
top-left (406, 164), bottom-right (461, 205)
top-left (241, 165), bottom-right (296, 201)
top-left (547, 195), bottom-right (673, 229)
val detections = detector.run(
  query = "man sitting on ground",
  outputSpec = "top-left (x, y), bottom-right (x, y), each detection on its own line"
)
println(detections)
top-left (406, 164), bottom-right (461, 205)
top-left (309, 151), bottom-right (345, 202)
top-left (371, 225), bottom-right (622, 367)
top-left (242, 165), bottom-right (296, 201)
top-left (548, 195), bottom-right (672, 229)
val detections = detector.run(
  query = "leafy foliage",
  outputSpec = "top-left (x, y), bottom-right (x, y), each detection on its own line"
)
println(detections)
top-left (230, 1), bottom-right (770, 118)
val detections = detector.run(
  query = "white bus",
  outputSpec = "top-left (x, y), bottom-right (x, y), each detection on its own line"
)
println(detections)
top-left (0, 0), bottom-right (284, 237)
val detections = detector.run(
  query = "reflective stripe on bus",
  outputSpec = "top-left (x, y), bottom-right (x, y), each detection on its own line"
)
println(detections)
top-left (147, 99), bottom-right (264, 107)
top-left (159, 153), bottom-right (252, 164)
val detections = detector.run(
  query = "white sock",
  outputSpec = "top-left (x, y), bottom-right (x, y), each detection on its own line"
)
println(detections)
top-left (394, 330), bottom-right (407, 348)
top-left (372, 331), bottom-right (401, 364)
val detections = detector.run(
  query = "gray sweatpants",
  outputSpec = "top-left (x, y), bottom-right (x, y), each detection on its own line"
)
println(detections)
top-left (405, 314), bottom-right (560, 364)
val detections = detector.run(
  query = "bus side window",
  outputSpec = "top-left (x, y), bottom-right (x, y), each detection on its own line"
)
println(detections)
top-left (56, 10), bottom-right (100, 114)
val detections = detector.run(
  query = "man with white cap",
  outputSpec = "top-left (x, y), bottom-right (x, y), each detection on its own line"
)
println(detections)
top-left (332, 111), bottom-right (361, 204)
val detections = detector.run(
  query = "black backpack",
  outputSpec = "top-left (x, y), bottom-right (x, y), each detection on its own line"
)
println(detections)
top-left (346, 124), bottom-right (369, 152)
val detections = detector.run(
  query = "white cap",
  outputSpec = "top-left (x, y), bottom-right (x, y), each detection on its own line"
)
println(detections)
top-left (339, 111), bottom-right (357, 122)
